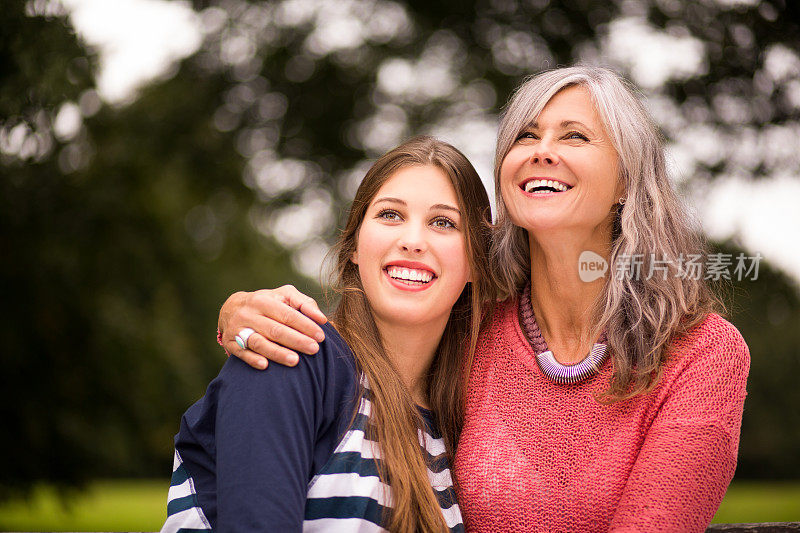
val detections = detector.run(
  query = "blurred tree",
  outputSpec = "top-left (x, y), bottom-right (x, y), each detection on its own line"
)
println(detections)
top-left (714, 241), bottom-right (800, 479)
top-left (1, 0), bottom-right (799, 503)
top-left (0, 0), bottom-right (300, 500)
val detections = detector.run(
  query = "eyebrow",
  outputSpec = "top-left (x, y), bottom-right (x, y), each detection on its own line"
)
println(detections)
top-left (527, 120), bottom-right (596, 135)
top-left (431, 203), bottom-right (462, 215)
top-left (372, 197), bottom-right (461, 215)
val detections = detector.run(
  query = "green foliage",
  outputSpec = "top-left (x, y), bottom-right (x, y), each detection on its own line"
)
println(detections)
top-left (714, 242), bottom-right (800, 480)
top-left (712, 480), bottom-right (800, 523)
top-left (0, 479), bottom-right (167, 531)
top-left (0, 0), bottom-right (92, 120)
top-left (0, 0), bottom-right (305, 501)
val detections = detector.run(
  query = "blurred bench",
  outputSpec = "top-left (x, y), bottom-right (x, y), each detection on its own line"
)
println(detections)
top-left (707, 524), bottom-right (800, 532)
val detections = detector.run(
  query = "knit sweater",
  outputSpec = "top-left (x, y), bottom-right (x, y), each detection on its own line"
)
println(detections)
top-left (454, 296), bottom-right (750, 532)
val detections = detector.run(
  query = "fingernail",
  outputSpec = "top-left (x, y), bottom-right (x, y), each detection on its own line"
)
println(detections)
top-left (287, 354), bottom-right (299, 365)
top-left (314, 330), bottom-right (325, 342)
top-left (257, 359), bottom-right (267, 369)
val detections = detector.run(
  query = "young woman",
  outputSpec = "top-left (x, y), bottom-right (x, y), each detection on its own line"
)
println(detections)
top-left (161, 136), bottom-right (494, 532)
top-left (217, 67), bottom-right (750, 532)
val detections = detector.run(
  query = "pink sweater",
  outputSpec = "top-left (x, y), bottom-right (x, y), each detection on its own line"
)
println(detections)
top-left (454, 297), bottom-right (750, 532)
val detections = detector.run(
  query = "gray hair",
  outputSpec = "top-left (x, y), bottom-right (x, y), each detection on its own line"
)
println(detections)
top-left (492, 66), bottom-right (721, 401)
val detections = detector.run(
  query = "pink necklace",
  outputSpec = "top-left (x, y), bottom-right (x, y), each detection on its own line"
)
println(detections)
top-left (518, 283), bottom-right (609, 384)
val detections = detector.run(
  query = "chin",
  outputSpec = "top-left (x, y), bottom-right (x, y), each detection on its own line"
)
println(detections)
top-left (509, 212), bottom-right (568, 232)
top-left (381, 310), bottom-right (439, 328)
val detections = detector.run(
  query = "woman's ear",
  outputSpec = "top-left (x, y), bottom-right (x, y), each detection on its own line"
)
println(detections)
top-left (351, 250), bottom-right (359, 265)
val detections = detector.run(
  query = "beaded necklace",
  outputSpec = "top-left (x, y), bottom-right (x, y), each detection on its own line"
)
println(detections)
top-left (518, 283), bottom-right (609, 384)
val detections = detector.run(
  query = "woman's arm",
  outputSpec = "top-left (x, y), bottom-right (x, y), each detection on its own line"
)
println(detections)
top-left (608, 316), bottom-right (750, 532)
top-left (171, 322), bottom-right (352, 531)
top-left (218, 286), bottom-right (327, 369)
top-left (214, 356), bottom-right (320, 529)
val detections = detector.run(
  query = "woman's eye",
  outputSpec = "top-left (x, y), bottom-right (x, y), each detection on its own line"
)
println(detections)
top-left (515, 131), bottom-right (538, 141)
top-left (377, 209), bottom-right (401, 221)
top-left (432, 217), bottom-right (456, 229)
top-left (565, 131), bottom-right (589, 141)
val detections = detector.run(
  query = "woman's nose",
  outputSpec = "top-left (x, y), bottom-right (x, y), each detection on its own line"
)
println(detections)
top-left (397, 225), bottom-right (427, 254)
top-left (529, 141), bottom-right (559, 166)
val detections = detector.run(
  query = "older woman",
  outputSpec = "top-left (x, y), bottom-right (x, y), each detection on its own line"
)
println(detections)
top-left (217, 66), bottom-right (749, 532)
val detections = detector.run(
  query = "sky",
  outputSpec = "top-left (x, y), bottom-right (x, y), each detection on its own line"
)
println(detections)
top-left (62, 0), bottom-right (800, 285)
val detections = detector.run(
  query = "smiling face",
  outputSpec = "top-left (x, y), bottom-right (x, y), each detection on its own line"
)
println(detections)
top-left (499, 85), bottom-right (623, 246)
top-left (352, 164), bottom-right (471, 330)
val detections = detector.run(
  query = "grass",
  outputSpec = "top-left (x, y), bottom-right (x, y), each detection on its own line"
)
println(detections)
top-left (711, 480), bottom-right (800, 523)
top-left (0, 479), bottom-right (797, 530)
top-left (0, 480), bottom-right (167, 531)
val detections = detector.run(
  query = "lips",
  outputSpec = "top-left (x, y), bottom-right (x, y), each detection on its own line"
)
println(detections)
top-left (520, 177), bottom-right (573, 194)
top-left (386, 266), bottom-right (434, 283)
top-left (383, 260), bottom-right (437, 289)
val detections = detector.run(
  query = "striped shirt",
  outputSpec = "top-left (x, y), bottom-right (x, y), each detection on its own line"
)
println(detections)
top-left (161, 322), bottom-right (464, 532)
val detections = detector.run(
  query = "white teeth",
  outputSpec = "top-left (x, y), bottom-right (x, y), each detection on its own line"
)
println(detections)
top-left (524, 179), bottom-right (569, 193)
top-left (387, 266), bottom-right (434, 283)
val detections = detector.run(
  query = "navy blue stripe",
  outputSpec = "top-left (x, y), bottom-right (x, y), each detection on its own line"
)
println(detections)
top-left (427, 453), bottom-right (450, 473)
top-left (170, 463), bottom-right (190, 486)
top-left (322, 447), bottom-right (450, 478)
top-left (425, 456), bottom-right (450, 474)
top-left (321, 451), bottom-right (381, 477)
top-left (435, 485), bottom-right (459, 508)
top-left (351, 412), bottom-right (369, 431)
top-left (354, 428), bottom-right (447, 472)
top-left (418, 408), bottom-right (443, 439)
top-left (306, 494), bottom-right (461, 530)
top-left (314, 389), bottom-right (462, 531)
top-left (356, 394), bottom-right (443, 438)
top-left (343, 420), bottom-right (451, 474)
top-left (167, 494), bottom-right (198, 516)
top-left (305, 495), bottom-right (385, 525)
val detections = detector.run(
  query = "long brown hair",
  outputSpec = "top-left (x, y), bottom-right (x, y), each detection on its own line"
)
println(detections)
top-left (328, 136), bottom-right (494, 532)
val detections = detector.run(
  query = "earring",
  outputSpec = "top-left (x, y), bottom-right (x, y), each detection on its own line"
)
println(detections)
top-left (616, 197), bottom-right (625, 217)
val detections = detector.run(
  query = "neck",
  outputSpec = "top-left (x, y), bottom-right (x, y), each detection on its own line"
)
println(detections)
top-left (373, 316), bottom-right (447, 408)
top-left (527, 226), bottom-right (609, 364)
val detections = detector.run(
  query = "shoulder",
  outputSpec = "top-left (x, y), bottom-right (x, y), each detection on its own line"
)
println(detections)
top-left (472, 295), bottom-right (528, 368)
top-left (178, 322), bottom-right (358, 439)
top-left (675, 313), bottom-right (748, 357)
top-left (184, 322), bottom-right (359, 443)
top-left (667, 313), bottom-right (750, 378)
top-left (179, 322), bottom-right (359, 441)
top-left (319, 321), bottom-right (355, 366)
top-left (220, 321), bottom-right (356, 388)
top-left (483, 296), bottom-right (520, 332)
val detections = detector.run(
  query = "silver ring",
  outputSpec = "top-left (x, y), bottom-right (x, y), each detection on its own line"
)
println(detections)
top-left (235, 327), bottom-right (255, 350)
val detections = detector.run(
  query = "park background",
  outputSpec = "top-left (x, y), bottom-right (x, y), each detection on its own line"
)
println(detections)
top-left (1, 0), bottom-right (799, 529)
